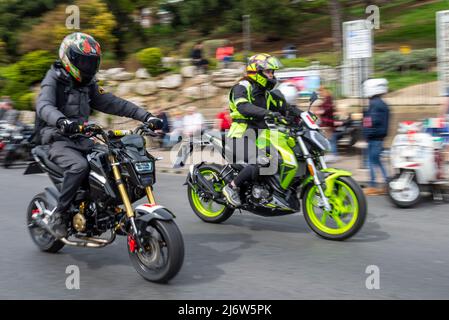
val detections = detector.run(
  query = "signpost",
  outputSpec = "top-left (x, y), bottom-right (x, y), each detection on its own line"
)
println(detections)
top-left (342, 20), bottom-right (373, 97)
top-left (437, 10), bottom-right (449, 96)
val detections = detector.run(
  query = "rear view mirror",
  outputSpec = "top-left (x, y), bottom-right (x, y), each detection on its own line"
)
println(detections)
top-left (309, 92), bottom-right (318, 104)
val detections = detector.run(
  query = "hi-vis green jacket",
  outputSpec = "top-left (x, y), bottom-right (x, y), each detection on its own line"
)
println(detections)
top-left (228, 79), bottom-right (301, 138)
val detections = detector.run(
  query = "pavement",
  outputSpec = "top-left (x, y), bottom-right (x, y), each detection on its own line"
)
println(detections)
top-left (1, 167), bottom-right (449, 299)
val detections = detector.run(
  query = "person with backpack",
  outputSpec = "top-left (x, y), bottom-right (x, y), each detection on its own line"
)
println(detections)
top-left (35, 32), bottom-right (163, 238)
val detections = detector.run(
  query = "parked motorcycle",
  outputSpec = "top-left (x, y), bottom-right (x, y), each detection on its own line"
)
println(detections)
top-left (333, 113), bottom-right (363, 150)
top-left (25, 123), bottom-right (184, 283)
top-left (175, 93), bottom-right (367, 241)
top-left (1, 123), bottom-right (34, 168)
top-left (388, 120), bottom-right (449, 208)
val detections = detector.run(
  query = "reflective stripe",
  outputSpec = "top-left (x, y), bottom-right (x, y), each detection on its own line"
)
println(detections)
top-left (234, 97), bottom-right (249, 105)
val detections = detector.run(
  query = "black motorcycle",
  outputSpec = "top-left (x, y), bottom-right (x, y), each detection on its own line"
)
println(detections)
top-left (1, 123), bottom-right (34, 168)
top-left (333, 113), bottom-right (363, 151)
top-left (25, 123), bottom-right (184, 283)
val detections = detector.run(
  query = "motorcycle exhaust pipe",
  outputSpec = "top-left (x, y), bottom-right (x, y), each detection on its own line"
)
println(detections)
top-left (195, 170), bottom-right (221, 198)
top-left (33, 217), bottom-right (115, 248)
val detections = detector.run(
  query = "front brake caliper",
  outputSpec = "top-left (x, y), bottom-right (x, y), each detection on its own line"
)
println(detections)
top-left (128, 234), bottom-right (137, 253)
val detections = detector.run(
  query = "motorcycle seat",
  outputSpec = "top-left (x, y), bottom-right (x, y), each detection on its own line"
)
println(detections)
top-left (32, 145), bottom-right (64, 176)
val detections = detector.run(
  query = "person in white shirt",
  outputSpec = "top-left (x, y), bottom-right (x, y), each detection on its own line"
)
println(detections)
top-left (182, 106), bottom-right (205, 137)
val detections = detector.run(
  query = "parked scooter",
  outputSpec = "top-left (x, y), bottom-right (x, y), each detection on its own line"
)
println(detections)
top-left (387, 119), bottom-right (449, 208)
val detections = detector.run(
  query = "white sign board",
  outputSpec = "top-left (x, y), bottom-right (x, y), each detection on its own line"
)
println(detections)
top-left (437, 10), bottom-right (449, 96)
top-left (346, 29), bottom-right (372, 60)
top-left (342, 20), bottom-right (373, 97)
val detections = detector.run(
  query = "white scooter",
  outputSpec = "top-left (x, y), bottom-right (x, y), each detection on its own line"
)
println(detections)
top-left (387, 120), bottom-right (449, 208)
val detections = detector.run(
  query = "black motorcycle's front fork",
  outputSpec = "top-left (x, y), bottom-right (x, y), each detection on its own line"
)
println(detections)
top-left (109, 154), bottom-right (156, 250)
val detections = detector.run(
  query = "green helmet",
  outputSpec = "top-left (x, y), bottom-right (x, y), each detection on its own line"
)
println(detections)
top-left (59, 32), bottom-right (102, 84)
top-left (246, 53), bottom-right (282, 90)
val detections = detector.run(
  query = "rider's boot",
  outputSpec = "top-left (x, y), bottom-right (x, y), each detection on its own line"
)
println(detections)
top-left (222, 183), bottom-right (242, 207)
top-left (46, 208), bottom-right (68, 239)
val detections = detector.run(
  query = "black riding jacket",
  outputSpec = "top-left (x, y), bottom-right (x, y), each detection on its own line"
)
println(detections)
top-left (36, 61), bottom-right (151, 144)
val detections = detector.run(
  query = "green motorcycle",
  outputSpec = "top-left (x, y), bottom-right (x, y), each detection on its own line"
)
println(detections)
top-left (174, 93), bottom-right (367, 241)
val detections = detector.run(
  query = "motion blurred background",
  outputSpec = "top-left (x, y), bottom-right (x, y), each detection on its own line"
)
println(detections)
top-left (0, 0), bottom-right (447, 141)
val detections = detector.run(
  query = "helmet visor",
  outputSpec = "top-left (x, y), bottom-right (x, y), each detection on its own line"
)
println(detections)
top-left (69, 48), bottom-right (101, 78)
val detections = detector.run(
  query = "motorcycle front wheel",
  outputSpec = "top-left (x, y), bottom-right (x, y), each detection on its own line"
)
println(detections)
top-left (128, 219), bottom-right (184, 283)
top-left (302, 176), bottom-right (367, 241)
top-left (387, 173), bottom-right (421, 208)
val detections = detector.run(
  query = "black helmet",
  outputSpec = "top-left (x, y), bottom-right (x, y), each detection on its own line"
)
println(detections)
top-left (59, 32), bottom-right (101, 85)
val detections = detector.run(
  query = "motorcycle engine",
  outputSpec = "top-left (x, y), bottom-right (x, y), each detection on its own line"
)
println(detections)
top-left (250, 184), bottom-right (272, 204)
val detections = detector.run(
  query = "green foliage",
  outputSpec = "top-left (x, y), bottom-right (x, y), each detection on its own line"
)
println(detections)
top-left (0, 50), bottom-right (54, 110)
top-left (18, 0), bottom-right (117, 54)
top-left (136, 47), bottom-right (164, 76)
top-left (374, 70), bottom-right (437, 92)
top-left (375, 49), bottom-right (436, 72)
top-left (17, 92), bottom-right (36, 110)
top-left (16, 50), bottom-right (54, 84)
top-left (0, 0), bottom-right (65, 59)
top-left (279, 57), bottom-right (311, 68)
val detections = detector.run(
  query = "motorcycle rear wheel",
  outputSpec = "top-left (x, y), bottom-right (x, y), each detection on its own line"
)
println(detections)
top-left (187, 165), bottom-right (235, 223)
top-left (27, 193), bottom-right (65, 253)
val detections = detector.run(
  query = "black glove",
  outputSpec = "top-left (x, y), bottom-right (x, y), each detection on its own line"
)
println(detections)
top-left (145, 115), bottom-right (163, 131)
top-left (266, 111), bottom-right (288, 125)
top-left (266, 111), bottom-right (282, 120)
top-left (289, 107), bottom-right (302, 117)
top-left (56, 118), bottom-right (81, 135)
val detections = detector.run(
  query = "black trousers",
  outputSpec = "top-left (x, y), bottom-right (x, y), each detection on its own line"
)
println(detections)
top-left (48, 138), bottom-right (94, 213)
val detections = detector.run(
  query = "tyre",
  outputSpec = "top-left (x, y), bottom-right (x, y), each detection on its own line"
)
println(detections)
top-left (387, 173), bottom-right (421, 208)
top-left (187, 164), bottom-right (235, 223)
top-left (302, 176), bottom-right (367, 241)
top-left (27, 193), bottom-right (65, 253)
top-left (128, 220), bottom-right (184, 283)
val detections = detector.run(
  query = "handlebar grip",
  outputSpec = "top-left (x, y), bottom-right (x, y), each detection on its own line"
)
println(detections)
top-left (108, 130), bottom-right (133, 138)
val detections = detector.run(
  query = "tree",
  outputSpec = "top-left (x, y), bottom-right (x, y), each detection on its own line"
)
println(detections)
top-left (329, 0), bottom-right (342, 53)
top-left (0, 0), bottom-right (66, 59)
top-left (18, 0), bottom-right (117, 54)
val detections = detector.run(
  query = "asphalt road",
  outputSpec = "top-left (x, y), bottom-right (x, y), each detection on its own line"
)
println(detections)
top-left (0, 166), bottom-right (449, 299)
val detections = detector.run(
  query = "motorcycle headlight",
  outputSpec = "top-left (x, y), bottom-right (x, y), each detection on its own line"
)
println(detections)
top-left (310, 131), bottom-right (331, 152)
top-left (134, 161), bottom-right (154, 174)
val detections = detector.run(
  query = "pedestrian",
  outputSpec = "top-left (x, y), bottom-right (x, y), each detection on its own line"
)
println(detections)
top-left (191, 42), bottom-right (209, 74)
top-left (315, 86), bottom-right (342, 162)
top-left (162, 109), bottom-right (184, 148)
top-left (362, 78), bottom-right (390, 196)
top-left (214, 105), bottom-right (231, 133)
top-left (153, 106), bottom-right (170, 148)
top-left (182, 106), bottom-right (205, 137)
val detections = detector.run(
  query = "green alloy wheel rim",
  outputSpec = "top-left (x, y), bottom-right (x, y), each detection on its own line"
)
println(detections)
top-left (306, 180), bottom-right (359, 235)
top-left (191, 169), bottom-right (226, 218)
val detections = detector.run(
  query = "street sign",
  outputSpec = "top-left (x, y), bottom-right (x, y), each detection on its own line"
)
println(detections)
top-left (346, 29), bottom-right (372, 60)
top-left (342, 20), bottom-right (373, 97)
top-left (437, 10), bottom-right (449, 96)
